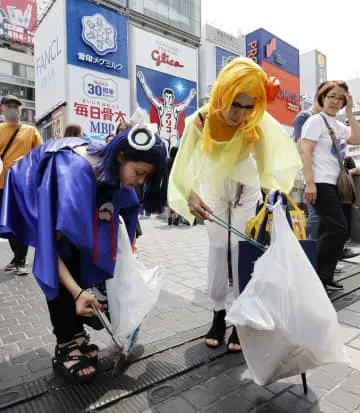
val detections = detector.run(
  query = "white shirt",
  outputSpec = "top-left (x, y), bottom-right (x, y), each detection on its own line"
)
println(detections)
top-left (301, 112), bottom-right (351, 185)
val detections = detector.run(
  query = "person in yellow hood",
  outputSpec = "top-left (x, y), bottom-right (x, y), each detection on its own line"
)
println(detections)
top-left (168, 57), bottom-right (302, 351)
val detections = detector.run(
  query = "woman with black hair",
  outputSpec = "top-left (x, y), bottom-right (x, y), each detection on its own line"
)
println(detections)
top-left (0, 119), bottom-right (167, 384)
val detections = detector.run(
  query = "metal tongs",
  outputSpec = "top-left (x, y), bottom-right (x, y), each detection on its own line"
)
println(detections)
top-left (208, 211), bottom-right (266, 251)
top-left (91, 304), bottom-right (126, 374)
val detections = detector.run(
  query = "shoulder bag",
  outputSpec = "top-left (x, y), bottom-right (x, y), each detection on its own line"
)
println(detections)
top-left (320, 114), bottom-right (356, 204)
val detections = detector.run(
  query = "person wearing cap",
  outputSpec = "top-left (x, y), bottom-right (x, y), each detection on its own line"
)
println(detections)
top-left (0, 95), bottom-right (43, 275)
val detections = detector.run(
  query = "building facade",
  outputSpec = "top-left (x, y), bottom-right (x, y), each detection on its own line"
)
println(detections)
top-left (35, 0), bottom-right (201, 145)
top-left (0, 1), bottom-right (37, 124)
top-left (300, 49), bottom-right (327, 107)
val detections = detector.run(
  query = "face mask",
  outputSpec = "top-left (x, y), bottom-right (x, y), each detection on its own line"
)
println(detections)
top-left (5, 108), bottom-right (20, 121)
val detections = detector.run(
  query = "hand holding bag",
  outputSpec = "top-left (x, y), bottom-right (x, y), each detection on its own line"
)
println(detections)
top-left (320, 114), bottom-right (356, 204)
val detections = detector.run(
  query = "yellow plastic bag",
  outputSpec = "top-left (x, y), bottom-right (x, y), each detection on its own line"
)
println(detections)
top-left (246, 193), bottom-right (307, 241)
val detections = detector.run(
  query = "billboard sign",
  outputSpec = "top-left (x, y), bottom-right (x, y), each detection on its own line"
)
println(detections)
top-left (246, 28), bottom-right (299, 77)
top-left (66, 0), bottom-right (128, 78)
top-left (34, 0), bottom-right (66, 120)
top-left (0, 0), bottom-right (37, 45)
top-left (66, 65), bottom-right (130, 142)
top-left (262, 60), bottom-right (300, 125)
top-left (130, 26), bottom-right (198, 154)
top-left (130, 26), bottom-right (198, 81)
top-left (215, 46), bottom-right (238, 77)
top-left (315, 51), bottom-right (327, 87)
top-left (136, 64), bottom-right (197, 155)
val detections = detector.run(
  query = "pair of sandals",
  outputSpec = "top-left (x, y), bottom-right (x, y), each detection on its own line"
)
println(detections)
top-left (205, 310), bottom-right (241, 352)
top-left (52, 332), bottom-right (99, 384)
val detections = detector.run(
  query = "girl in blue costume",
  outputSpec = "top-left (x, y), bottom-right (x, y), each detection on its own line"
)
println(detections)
top-left (0, 121), bottom-right (167, 384)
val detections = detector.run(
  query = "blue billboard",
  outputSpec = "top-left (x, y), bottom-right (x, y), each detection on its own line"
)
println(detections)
top-left (246, 28), bottom-right (299, 77)
top-left (66, 0), bottom-right (128, 78)
top-left (215, 46), bottom-right (239, 77)
top-left (136, 65), bottom-right (197, 155)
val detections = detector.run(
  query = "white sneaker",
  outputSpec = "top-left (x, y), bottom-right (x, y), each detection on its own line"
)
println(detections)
top-left (16, 261), bottom-right (29, 276)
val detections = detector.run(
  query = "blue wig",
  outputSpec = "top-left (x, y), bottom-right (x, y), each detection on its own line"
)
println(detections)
top-left (87, 127), bottom-right (168, 213)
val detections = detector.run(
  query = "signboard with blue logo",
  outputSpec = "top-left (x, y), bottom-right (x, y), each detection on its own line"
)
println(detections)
top-left (66, 0), bottom-right (128, 78)
top-left (215, 46), bottom-right (239, 77)
top-left (246, 28), bottom-right (299, 77)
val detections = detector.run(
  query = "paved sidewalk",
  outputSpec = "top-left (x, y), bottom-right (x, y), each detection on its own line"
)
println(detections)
top-left (0, 217), bottom-right (360, 412)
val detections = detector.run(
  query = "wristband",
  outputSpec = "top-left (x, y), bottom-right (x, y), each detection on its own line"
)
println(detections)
top-left (74, 289), bottom-right (85, 302)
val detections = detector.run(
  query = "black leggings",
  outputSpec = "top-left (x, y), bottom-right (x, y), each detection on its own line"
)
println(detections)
top-left (46, 250), bottom-right (85, 343)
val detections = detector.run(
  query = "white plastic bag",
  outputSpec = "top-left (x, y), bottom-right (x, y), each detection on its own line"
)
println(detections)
top-left (106, 216), bottom-right (163, 353)
top-left (227, 203), bottom-right (348, 386)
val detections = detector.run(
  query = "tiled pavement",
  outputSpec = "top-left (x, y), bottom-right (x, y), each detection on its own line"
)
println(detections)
top-left (1, 217), bottom-right (360, 412)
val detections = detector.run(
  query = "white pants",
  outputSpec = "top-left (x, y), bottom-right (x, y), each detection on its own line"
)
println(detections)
top-left (201, 180), bottom-right (261, 311)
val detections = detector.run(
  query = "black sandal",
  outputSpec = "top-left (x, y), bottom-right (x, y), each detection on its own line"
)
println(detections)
top-left (227, 326), bottom-right (241, 352)
top-left (205, 309), bottom-right (226, 348)
top-left (52, 341), bottom-right (97, 384)
top-left (75, 331), bottom-right (99, 365)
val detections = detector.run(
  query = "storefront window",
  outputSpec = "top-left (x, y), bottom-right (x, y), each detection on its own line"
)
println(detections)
top-left (21, 108), bottom-right (35, 123)
top-left (26, 65), bottom-right (35, 81)
top-left (0, 60), bottom-right (12, 76)
top-left (13, 63), bottom-right (27, 78)
top-left (0, 82), bottom-right (34, 102)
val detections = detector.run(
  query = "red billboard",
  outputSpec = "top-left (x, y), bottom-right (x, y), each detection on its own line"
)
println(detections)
top-left (0, 0), bottom-right (37, 45)
top-left (262, 60), bottom-right (300, 126)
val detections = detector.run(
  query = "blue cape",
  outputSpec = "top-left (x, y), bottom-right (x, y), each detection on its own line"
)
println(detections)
top-left (0, 138), bottom-right (139, 300)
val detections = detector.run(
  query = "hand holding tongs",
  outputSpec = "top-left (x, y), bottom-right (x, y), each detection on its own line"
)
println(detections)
top-left (208, 211), bottom-right (266, 251)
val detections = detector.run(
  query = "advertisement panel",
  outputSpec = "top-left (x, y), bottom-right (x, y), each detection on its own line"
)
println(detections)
top-left (130, 26), bottom-right (197, 82)
top-left (66, 65), bottom-right (130, 142)
top-left (215, 46), bottom-right (238, 77)
top-left (246, 29), bottom-right (299, 77)
top-left (34, 0), bottom-right (66, 121)
top-left (130, 26), bottom-right (198, 154)
top-left (136, 65), bottom-right (196, 155)
top-left (262, 60), bottom-right (300, 126)
top-left (315, 51), bottom-right (327, 87)
top-left (0, 0), bottom-right (37, 45)
top-left (66, 0), bottom-right (128, 79)
top-left (51, 106), bottom-right (64, 140)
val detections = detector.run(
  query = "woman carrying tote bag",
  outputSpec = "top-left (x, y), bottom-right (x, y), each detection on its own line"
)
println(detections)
top-left (301, 80), bottom-right (360, 291)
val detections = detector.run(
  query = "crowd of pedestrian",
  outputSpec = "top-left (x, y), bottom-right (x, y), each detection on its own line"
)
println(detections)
top-left (1, 56), bottom-right (360, 385)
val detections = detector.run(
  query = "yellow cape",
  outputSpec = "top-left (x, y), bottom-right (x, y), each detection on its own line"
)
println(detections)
top-left (168, 110), bottom-right (302, 224)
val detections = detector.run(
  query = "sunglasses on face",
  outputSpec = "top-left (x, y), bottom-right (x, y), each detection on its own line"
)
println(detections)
top-left (231, 101), bottom-right (255, 110)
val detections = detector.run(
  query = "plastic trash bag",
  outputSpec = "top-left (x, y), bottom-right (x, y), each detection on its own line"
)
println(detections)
top-left (106, 216), bottom-right (163, 354)
top-left (227, 203), bottom-right (349, 386)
